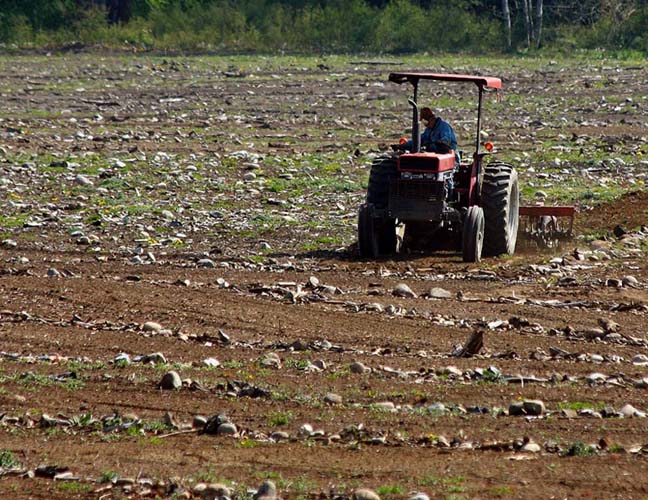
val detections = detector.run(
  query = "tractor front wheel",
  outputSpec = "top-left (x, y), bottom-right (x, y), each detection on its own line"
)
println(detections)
top-left (462, 206), bottom-right (485, 263)
top-left (481, 162), bottom-right (519, 256)
top-left (358, 203), bottom-right (397, 258)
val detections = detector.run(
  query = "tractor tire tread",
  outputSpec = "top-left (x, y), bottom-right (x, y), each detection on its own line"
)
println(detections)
top-left (367, 155), bottom-right (398, 208)
top-left (481, 162), bottom-right (519, 257)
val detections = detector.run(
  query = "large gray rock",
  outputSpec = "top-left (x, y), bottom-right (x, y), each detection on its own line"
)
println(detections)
top-left (392, 283), bottom-right (417, 298)
top-left (523, 400), bottom-right (546, 416)
top-left (143, 321), bottom-right (163, 332)
top-left (353, 488), bottom-right (381, 500)
top-left (350, 361), bottom-right (371, 374)
top-left (254, 480), bottom-right (276, 499)
top-left (324, 392), bottom-right (343, 405)
top-left (159, 371), bottom-right (182, 390)
top-left (216, 422), bottom-right (238, 436)
top-left (426, 287), bottom-right (452, 299)
top-left (193, 482), bottom-right (232, 500)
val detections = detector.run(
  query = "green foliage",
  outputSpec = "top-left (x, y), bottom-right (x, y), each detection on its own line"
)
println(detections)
top-left (267, 410), bottom-right (293, 426)
top-left (0, 0), bottom-right (646, 53)
top-left (0, 450), bottom-right (21, 469)
top-left (565, 441), bottom-right (597, 457)
top-left (56, 482), bottom-right (94, 494)
top-left (376, 484), bottom-right (404, 496)
top-left (99, 470), bottom-right (119, 483)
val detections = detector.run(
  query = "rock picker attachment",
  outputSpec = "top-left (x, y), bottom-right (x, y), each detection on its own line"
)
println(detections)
top-left (518, 205), bottom-right (576, 246)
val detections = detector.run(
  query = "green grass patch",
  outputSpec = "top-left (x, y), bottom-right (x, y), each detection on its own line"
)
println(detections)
top-left (564, 441), bottom-right (597, 457)
top-left (56, 482), bottom-right (94, 494)
top-left (0, 450), bottom-right (21, 469)
top-left (267, 411), bottom-right (293, 427)
top-left (376, 484), bottom-right (404, 496)
top-left (557, 401), bottom-right (605, 411)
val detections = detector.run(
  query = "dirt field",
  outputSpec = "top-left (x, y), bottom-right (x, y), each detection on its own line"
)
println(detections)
top-left (1, 53), bottom-right (647, 499)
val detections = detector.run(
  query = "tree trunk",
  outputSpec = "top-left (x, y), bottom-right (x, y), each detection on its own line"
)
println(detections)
top-left (534, 0), bottom-right (543, 48)
top-left (521, 0), bottom-right (531, 47)
top-left (502, 0), bottom-right (512, 50)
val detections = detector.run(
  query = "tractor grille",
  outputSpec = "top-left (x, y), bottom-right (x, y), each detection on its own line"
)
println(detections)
top-left (388, 179), bottom-right (446, 220)
top-left (399, 155), bottom-right (440, 172)
top-left (391, 179), bottom-right (445, 202)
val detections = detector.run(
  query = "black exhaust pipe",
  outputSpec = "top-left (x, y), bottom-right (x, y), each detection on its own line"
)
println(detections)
top-left (408, 98), bottom-right (420, 153)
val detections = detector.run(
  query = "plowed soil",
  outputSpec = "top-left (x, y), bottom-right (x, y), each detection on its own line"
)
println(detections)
top-left (0, 53), bottom-right (647, 500)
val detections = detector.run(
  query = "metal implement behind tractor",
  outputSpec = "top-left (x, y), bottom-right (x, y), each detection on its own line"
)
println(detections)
top-left (357, 72), bottom-right (575, 261)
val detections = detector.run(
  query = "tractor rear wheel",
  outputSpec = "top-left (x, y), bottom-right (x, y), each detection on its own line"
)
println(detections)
top-left (462, 206), bottom-right (485, 262)
top-left (357, 203), bottom-right (397, 258)
top-left (481, 162), bottom-right (519, 256)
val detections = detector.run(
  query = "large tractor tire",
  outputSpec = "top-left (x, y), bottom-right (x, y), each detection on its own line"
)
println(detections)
top-left (367, 154), bottom-right (397, 208)
top-left (462, 206), bottom-right (484, 263)
top-left (357, 203), bottom-right (397, 258)
top-left (481, 161), bottom-right (519, 257)
top-left (357, 155), bottom-right (398, 258)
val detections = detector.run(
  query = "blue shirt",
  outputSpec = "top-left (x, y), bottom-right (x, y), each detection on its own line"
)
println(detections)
top-left (405, 118), bottom-right (458, 156)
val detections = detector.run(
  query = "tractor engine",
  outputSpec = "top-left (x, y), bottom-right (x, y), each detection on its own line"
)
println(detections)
top-left (389, 152), bottom-right (456, 220)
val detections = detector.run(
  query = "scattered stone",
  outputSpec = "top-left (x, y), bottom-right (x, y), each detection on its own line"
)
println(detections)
top-left (143, 352), bottom-right (167, 364)
top-left (193, 483), bottom-right (232, 500)
top-left (509, 400), bottom-right (545, 416)
top-left (260, 352), bottom-right (281, 368)
top-left (217, 422), bottom-right (238, 436)
top-left (392, 283), bottom-right (417, 298)
top-left (254, 480), bottom-right (276, 500)
top-left (159, 371), bottom-right (182, 390)
top-left (373, 401), bottom-right (396, 411)
top-left (324, 392), bottom-right (343, 405)
top-left (47, 268), bottom-right (61, 278)
top-left (436, 435), bottom-right (450, 447)
top-left (143, 321), bottom-right (163, 333)
top-left (409, 493), bottom-right (430, 500)
top-left (523, 400), bottom-right (546, 416)
top-left (560, 409), bottom-right (578, 419)
top-left (198, 258), bottom-right (216, 268)
top-left (1, 239), bottom-right (17, 248)
top-left (203, 358), bottom-right (220, 368)
top-left (270, 431), bottom-right (290, 441)
top-left (439, 366), bottom-right (463, 377)
top-left (203, 414), bottom-right (231, 435)
top-left (193, 416), bottom-right (208, 428)
top-left (425, 287), bottom-right (452, 299)
top-left (427, 402), bottom-right (446, 414)
top-left (349, 361), bottom-right (371, 374)
top-left (353, 488), bottom-right (381, 500)
top-left (298, 424), bottom-right (313, 437)
top-left (598, 318), bottom-right (620, 333)
top-left (622, 275), bottom-right (639, 287)
top-left (521, 440), bottom-right (541, 453)
top-left (452, 330), bottom-right (484, 357)
top-left (114, 353), bottom-right (131, 365)
top-left (587, 372), bottom-right (607, 384)
top-left (620, 404), bottom-right (645, 418)
top-left (74, 174), bottom-right (93, 186)
top-left (632, 354), bottom-right (648, 366)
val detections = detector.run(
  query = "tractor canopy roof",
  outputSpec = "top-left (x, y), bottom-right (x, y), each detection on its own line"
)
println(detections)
top-left (388, 72), bottom-right (502, 90)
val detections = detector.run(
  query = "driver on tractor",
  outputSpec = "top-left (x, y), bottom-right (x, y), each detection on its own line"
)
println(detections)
top-left (396, 107), bottom-right (460, 164)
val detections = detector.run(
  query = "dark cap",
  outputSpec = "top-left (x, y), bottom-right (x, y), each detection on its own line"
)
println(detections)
top-left (420, 107), bottom-right (434, 120)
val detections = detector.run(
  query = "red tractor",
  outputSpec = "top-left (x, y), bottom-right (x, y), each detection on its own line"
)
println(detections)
top-left (358, 72), bottom-right (519, 262)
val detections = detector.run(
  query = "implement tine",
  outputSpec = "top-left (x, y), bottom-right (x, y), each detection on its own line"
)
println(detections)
top-left (519, 205), bottom-right (576, 244)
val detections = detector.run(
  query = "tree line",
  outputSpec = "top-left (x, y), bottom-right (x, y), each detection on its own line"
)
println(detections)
top-left (0, 0), bottom-right (646, 53)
